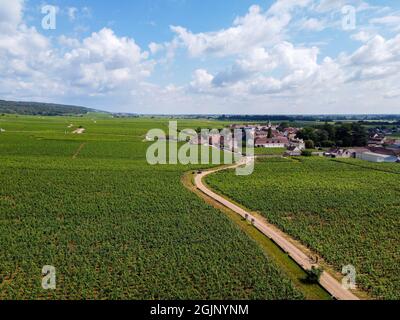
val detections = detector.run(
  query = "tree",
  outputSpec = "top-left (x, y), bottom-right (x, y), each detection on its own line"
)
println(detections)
top-left (278, 122), bottom-right (289, 132)
top-left (336, 124), bottom-right (352, 147)
top-left (351, 123), bottom-right (368, 146)
top-left (297, 127), bottom-right (317, 142)
top-left (305, 140), bottom-right (315, 150)
top-left (297, 122), bottom-right (368, 148)
top-left (315, 129), bottom-right (329, 145)
top-left (321, 140), bottom-right (335, 148)
top-left (305, 266), bottom-right (324, 284)
top-left (322, 122), bottom-right (336, 141)
top-left (267, 127), bottom-right (273, 138)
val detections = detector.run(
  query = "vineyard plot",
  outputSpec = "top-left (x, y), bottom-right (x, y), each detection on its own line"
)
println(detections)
top-left (206, 157), bottom-right (400, 300)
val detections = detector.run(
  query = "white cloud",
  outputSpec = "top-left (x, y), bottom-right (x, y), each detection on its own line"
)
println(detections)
top-left (337, 34), bottom-right (400, 97)
top-left (1, 0), bottom-right (400, 114)
top-left (300, 18), bottom-right (326, 31)
top-left (313, 0), bottom-right (369, 13)
top-left (369, 15), bottom-right (400, 31)
top-left (0, 0), bottom-right (24, 31)
top-left (58, 35), bottom-right (80, 48)
top-left (149, 42), bottom-right (163, 55)
top-left (0, 2), bottom-right (154, 103)
top-left (268, 0), bottom-right (311, 15)
top-left (370, 15), bottom-right (400, 26)
top-left (384, 89), bottom-right (400, 99)
top-left (59, 28), bottom-right (154, 93)
top-left (345, 35), bottom-right (400, 65)
top-left (237, 48), bottom-right (277, 72)
top-left (313, 0), bottom-right (348, 13)
top-left (249, 76), bottom-right (284, 95)
top-left (189, 69), bottom-right (214, 92)
top-left (186, 24), bottom-right (400, 113)
top-left (275, 42), bottom-right (320, 75)
top-left (0, 0), bottom-right (50, 88)
top-left (351, 30), bottom-right (375, 42)
top-left (190, 41), bottom-right (325, 96)
top-left (171, 2), bottom-right (311, 58)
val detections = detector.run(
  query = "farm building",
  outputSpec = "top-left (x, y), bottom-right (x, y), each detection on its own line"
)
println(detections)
top-left (190, 133), bottom-right (209, 145)
top-left (368, 146), bottom-right (400, 158)
top-left (72, 128), bottom-right (86, 134)
top-left (356, 152), bottom-right (398, 163)
top-left (285, 146), bottom-right (302, 156)
top-left (385, 139), bottom-right (400, 148)
top-left (288, 138), bottom-right (306, 150)
top-left (196, 133), bottom-right (239, 151)
top-left (326, 148), bottom-right (369, 159)
top-left (283, 127), bottom-right (299, 140)
top-left (255, 137), bottom-right (289, 148)
top-left (368, 135), bottom-right (386, 147)
top-left (326, 148), bottom-right (354, 158)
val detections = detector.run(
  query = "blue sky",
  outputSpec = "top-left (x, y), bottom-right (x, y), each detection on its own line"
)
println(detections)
top-left (1, 0), bottom-right (400, 114)
top-left (29, 1), bottom-right (277, 41)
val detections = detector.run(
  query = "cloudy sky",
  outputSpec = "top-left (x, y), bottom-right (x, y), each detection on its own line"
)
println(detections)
top-left (0, 0), bottom-right (400, 114)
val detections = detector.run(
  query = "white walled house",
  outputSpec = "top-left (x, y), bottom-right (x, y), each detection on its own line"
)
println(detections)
top-left (326, 148), bottom-right (354, 158)
top-left (289, 139), bottom-right (306, 150)
top-left (255, 137), bottom-right (289, 148)
top-left (285, 146), bottom-right (302, 156)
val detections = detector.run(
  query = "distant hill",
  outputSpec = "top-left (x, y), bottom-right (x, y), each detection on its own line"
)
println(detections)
top-left (0, 100), bottom-right (99, 116)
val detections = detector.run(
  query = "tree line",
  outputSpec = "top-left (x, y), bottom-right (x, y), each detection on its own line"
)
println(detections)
top-left (0, 100), bottom-right (94, 116)
top-left (295, 122), bottom-right (369, 149)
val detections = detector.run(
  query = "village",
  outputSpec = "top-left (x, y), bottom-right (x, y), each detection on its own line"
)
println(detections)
top-left (192, 122), bottom-right (400, 163)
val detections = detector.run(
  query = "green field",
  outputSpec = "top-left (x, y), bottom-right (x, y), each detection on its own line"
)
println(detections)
top-left (206, 157), bottom-right (400, 300)
top-left (0, 115), bottom-right (305, 300)
top-left (253, 147), bottom-right (286, 156)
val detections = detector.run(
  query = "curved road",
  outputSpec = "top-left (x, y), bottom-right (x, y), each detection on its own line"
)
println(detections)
top-left (194, 158), bottom-right (360, 301)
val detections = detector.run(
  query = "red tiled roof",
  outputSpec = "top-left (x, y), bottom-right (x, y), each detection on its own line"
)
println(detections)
top-left (255, 137), bottom-right (289, 144)
top-left (369, 147), bottom-right (400, 156)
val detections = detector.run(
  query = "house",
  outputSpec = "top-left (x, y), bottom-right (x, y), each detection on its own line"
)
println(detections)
top-left (357, 152), bottom-right (398, 163)
top-left (347, 148), bottom-right (370, 157)
top-left (289, 138), bottom-right (306, 150)
top-left (220, 135), bottom-right (239, 151)
top-left (326, 148), bottom-right (354, 158)
top-left (354, 146), bottom-right (400, 163)
top-left (209, 133), bottom-right (222, 147)
top-left (283, 127), bottom-right (299, 140)
top-left (368, 134), bottom-right (386, 146)
top-left (255, 136), bottom-right (289, 148)
top-left (369, 146), bottom-right (400, 157)
top-left (206, 133), bottom-right (239, 151)
top-left (385, 139), bottom-right (400, 148)
top-left (325, 147), bottom-right (371, 159)
top-left (285, 146), bottom-right (302, 156)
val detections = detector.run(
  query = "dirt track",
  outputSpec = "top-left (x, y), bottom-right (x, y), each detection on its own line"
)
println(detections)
top-left (194, 159), bottom-right (360, 301)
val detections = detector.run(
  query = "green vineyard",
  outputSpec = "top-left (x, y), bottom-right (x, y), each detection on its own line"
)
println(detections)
top-left (0, 115), bottom-right (303, 300)
top-left (206, 157), bottom-right (400, 300)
